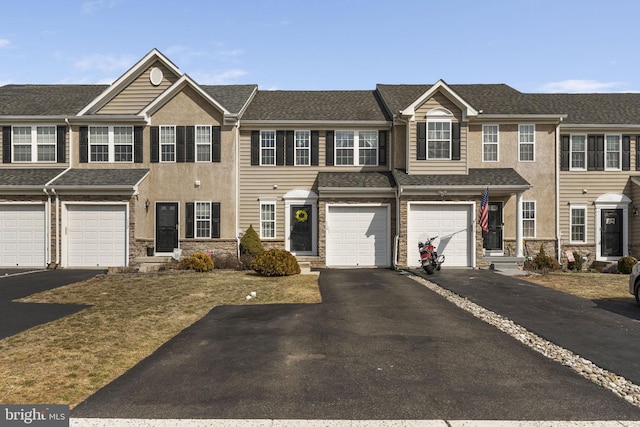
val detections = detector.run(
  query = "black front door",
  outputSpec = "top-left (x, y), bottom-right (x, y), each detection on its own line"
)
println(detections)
top-left (156, 202), bottom-right (178, 253)
top-left (290, 204), bottom-right (313, 252)
top-left (601, 209), bottom-right (623, 257)
top-left (483, 202), bottom-right (503, 251)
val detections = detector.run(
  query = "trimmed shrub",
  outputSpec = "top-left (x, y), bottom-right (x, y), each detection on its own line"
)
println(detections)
top-left (617, 256), bottom-right (638, 274)
top-left (531, 245), bottom-right (558, 273)
top-left (567, 251), bottom-right (583, 271)
top-left (251, 249), bottom-right (301, 277)
top-left (240, 225), bottom-right (264, 256)
top-left (178, 252), bottom-right (214, 272)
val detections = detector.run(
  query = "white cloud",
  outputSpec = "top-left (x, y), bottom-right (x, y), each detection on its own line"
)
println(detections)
top-left (73, 53), bottom-right (136, 73)
top-left (538, 79), bottom-right (625, 93)
top-left (81, 0), bottom-right (121, 14)
top-left (0, 39), bottom-right (9, 48)
top-left (192, 69), bottom-right (248, 85)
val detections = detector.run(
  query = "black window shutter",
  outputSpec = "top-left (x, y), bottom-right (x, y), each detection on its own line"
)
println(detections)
top-left (325, 130), bottom-right (334, 166)
top-left (285, 131), bottom-right (294, 166)
top-left (276, 130), bottom-right (285, 166)
top-left (134, 126), bottom-right (143, 163)
top-left (185, 202), bottom-right (194, 238)
top-left (150, 127), bottom-right (159, 163)
top-left (56, 126), bottom-right (66, 163)
top-left (451, 123), bottom-right (461, 160)
top-left (211, 202), bottom-right (220, 238)
top-left (176, 126), bottom-right (186, 163)
top-left (311, 131), bottom-right (319, 165)
top-left (623, 135), bottom-right (631, 171)
top-left (79, 126), bottom-right (89, 163)
top-left (595, 135), bottom-right (604, 171)
top-left (212, 126), bottom-right (221, 162)
top-left (417, 122), bottom-right (426, 160)
top-left (251, 131), bottom-right (260, 165)
top-left (2, 126), bottom-right (11, 163)
top-left (378, 130), bottom-right (387, 165)
top-left (560, 135), bottom-right (570, 171)
top-left (636, 136), bottom-right (640, 171)
top-left (186, 126), bottom-right (195, 162)
top-left (587, 135), bottom-right (596, 171)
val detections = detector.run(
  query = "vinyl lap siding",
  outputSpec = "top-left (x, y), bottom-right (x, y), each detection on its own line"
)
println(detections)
top-left (98, 62), bottom-right (180, 115)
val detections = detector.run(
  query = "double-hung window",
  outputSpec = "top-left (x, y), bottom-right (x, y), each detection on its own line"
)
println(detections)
top-left (570, 205), bottom-right (586, 243)
top-left (260, 201), bottom-right (276, 238)
top-left (160, 126), bottom-right (176, 162)
top-left (605, 134), bottom-right (621, 170)
top-left (570, 135), bottom-right (586, 170)
top-left (427, 120), bottom-right (451, 159)
top-left (335, 130), bottom-right (378, 166)
top-left (196, 125), bottom-right (212, 162)
top-left (295, 130), bottom-right (310, 166)
top-left (522, 201), bottom-right (536, 238)
top-left (90, 126), bottom-right (133, 162)
top-left (260, 131), bottom-right (276, 165)
top-left (519, 124), bottom-right (535, 162)
top-left (12, 126), bottom-right (57, 162)
top-left (195, 202), bottom-right (212, 238)
top-left (482, 125), bottom-right (498, 162)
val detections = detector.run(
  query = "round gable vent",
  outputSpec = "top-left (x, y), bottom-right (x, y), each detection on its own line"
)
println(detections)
top-left (149, 67), bottom-right (163, 86)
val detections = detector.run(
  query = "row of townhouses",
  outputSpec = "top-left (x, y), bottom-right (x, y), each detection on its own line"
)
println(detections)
top-left (1, 49), bottom-right (638, 270)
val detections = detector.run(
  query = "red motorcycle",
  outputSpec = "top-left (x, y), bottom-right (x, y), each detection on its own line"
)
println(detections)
top-left (418, 236), bottom-right (445, 275)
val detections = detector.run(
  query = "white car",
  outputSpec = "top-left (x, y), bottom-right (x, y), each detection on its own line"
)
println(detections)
top-left (629, 263), bottom-right (640, 307)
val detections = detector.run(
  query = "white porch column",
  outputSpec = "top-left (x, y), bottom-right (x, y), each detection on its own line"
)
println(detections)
top-left (516, 192), bottom-right (524, 257)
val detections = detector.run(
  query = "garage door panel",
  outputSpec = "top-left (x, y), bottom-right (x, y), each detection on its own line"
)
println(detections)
top-left (408, 204), bottom-right (472, 267)
top-left (326, 206), bottom-right (390, 267)
top-left (0, 205), bottom-right (46, 267)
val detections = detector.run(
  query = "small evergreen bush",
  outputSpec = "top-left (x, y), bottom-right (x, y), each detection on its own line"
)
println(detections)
top-left (251, 249), bottom-right (301, 277)
top-left (178, 252), bottom-right (214, 272)
top-left (567, 251), bottom-right (583, 271)
top-left (531, 245), bottom-right (558, 273)
top-left (240, 225), bottom-right (264, 256)
top-left (617, 256), bottom-right (638, 274)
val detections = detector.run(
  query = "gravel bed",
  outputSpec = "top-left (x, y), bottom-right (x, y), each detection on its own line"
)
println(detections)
top-left (410, 274), bottom-right (640, 407)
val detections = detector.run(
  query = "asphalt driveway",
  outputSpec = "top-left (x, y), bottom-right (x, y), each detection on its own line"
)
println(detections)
top-left (72, 268), bottom-right (640, 420)
top-left (0, 269), bottom-right (103, 339)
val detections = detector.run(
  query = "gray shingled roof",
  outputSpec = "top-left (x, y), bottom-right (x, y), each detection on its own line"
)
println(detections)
top-left (527, 93), bottom-right (640, 125)
top-left (51, 169), bottom-right (149, 186)
top-left (394, 168), bottom-right (530, 187)
top-left (202, 85), bottom-right (257, 115)
top-left (318, 171), bottom-right (396, 189)
top-left (0, 168), bottom-right (66, 186)
top-left (241, 90), bottom-right (392, 121)
top-left (0, 85), bottom-right (107, 116)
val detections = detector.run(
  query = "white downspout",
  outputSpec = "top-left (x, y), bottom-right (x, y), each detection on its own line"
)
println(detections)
top-left (43, 188), bottom-right (51, 266)
top-left (556, 119), bottom-right (562, 264)
top-left (235, 119), bottom-right (241, 261)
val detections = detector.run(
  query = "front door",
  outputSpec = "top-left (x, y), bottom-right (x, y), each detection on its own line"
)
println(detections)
top-left (290, 204), bottom-right (313, 252)
top-left (601, 209), bottom-right (623, 257)
top-left (483, 202), bottom-right (503, 252)
top-left (156, 202), bottom-right (178, 253)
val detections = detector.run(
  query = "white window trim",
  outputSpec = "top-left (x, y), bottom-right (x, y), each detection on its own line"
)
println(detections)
top-left (569, 134), bottom-right (587, 171)
top-left (260, 130), bottom-right (276, 166)
top-left (11, 125), bottom-right (57, 163)
top-left (88, 125), bottom-right (134, 163)
top-left (294, 130), bottom-right (311, 166)
top-left (195, 125), bottom-right (212, 163)
top-left (426, 119), bottom-right (452, 160)
top-left (518, 124), bottom-right (535, 162)
top-left (569, 203), bottom-right (587, 244)
top-left (195, 201), bottom-right (212, 238)
top-left (259, 199), bottom-right (277, 239)
top-left (334, 130), bottom-right (379, 166)
top-left (604, 134), bottom-right (622, 171)
top-left (522, 200), bottom-right (536, 239)
top-left (482, 124), bottom-right (499, 162)
top-left (160, 125), bottom-right (176, 163)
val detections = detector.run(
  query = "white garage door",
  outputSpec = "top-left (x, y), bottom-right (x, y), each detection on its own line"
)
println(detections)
top-left (66, 205), bottom-right (127, 267)
top-left (326, 205), bottom-right (390, 267)
top-left (0, 204), bottom-right (46, 267)
top-left (408, 203), bottom-right (473, 267)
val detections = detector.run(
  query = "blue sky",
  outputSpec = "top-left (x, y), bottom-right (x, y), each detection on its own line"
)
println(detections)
top-left (1, 0), bottom-right (638, 93)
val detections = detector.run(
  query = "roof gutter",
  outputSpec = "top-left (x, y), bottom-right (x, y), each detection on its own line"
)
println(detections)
top-left (241, 120), bottom-right (392, 127)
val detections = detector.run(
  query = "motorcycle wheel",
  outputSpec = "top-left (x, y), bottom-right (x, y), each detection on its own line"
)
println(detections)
top-left (424, 264), bottom-right (435, 275)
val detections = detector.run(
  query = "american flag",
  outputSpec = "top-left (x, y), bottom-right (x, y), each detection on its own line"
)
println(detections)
top-left (479, 187), bottom-right (489, 233)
